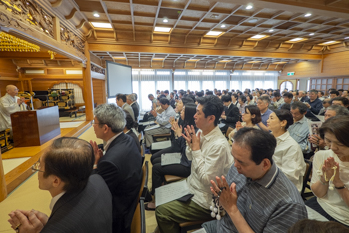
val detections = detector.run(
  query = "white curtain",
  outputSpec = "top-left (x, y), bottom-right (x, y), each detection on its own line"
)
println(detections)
top-left (230, 71), bottom-right (278, 91)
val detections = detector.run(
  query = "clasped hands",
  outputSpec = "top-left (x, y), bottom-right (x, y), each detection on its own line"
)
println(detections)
top-left (221, 111), bottom-right (226, 120)
top-left (150, 110), bottom-right (157, 117)
top-left (321, 157), bottom-right (343, 187)
top-left (171, 118), bottom-right (182, 138)
top-left (210, 176), bottom-right (238, 214)
top-left (17, 97), bottom-right (25, 105)
top-left (308, 134), bottom-right (325, 148)
top-left (182, 125), bottom-right (200, 151)
top-left (8, 209), bottom-right (48, 233)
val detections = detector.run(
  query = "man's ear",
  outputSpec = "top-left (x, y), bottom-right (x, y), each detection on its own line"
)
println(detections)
top-left (262, 158), bottom-right (272, 171)
top-left (52, 176), bottom-right (62, 188)
top-left (208, 115), bottom-right (216, 124)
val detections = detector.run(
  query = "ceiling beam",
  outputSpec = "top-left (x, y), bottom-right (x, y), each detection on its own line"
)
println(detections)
top-left (89, 44), bottom-right (322, 60)
top-left (100, 0), bottom-right (118, 41)
top-left (152, 0), bottom-right (163, 31)
top-left (130, 0), bottom-right (136, 41)
top-left (325, 0), bottom-right (342, 6)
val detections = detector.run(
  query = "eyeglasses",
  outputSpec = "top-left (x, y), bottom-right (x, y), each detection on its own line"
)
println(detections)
top-left (32, 161), bottom-right (44, 173)
top-left (91, 120), bottom-right (109, 127)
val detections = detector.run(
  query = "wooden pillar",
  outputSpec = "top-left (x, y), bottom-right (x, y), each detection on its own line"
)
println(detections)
top-left (0, 149), bottom-right (7, 202)
top-left (28, 79), bottom-right (33, 93)
top-left (82, 41), bottom-right (94, 121)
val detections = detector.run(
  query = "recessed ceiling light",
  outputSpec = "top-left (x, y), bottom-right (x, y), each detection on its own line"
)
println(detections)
top-left (163, 18), bottom-right (168, 23)
top-left (269, 29), bottom-right (274, 32)
top-left (205, 31), bottom-right (223, 36)
top-left (318, 41), bottom-right (340, 46)
top-left (289, 38), bottom-right (304, 42)
top-left (154, 27), bottom-right (172, 32)
top-left (250, 35), bottom-right (266, 39)
top-left (219, 60), bottom-right (232, 62)
top-left (221, 24), bottom-right (226, 28)
top-left (210, 14), bottom-right (219, 18)
top-left (91, 22), bottom-right (112, 28)
top-left (305, 13), bottom-right (312, 17)
top-left (93, 13), bottom-right (100, 17)
top-left (246, 5), bottom-right (253, 10)
top-left (248, 18), bottom-right (258, 23)
top-left (309, 33), bottom-right (315, 36)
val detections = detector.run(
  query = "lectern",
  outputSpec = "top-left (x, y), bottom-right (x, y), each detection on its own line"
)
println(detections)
top-left (11, 106), bottom-right (60, 147)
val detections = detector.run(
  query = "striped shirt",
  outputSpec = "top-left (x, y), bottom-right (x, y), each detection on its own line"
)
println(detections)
top-left (217, 162), bottom-right (307, 233)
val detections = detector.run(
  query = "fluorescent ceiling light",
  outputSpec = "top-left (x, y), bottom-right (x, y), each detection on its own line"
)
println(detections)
top-left (273, 62), bottom-right (287, 64)
top-left (154, 27), bottom-right (171, 32)
top-left (219, 60), bottom-right (232, 62)
top-left (25, 70), bottom-right (45, 74)
top-left (113, 56), bottom-right (126, 59)
top-left (304, 13), bottom-right (312, 17)
top-left (220, 24), bottom-right (226, 28)
top-left (318, 41), bottom-right (340, 46)
top-left (93, 13), bottom-right (100, 17)
top-left (163, 18), bottom-right (168, 23)
top-left (345, 37), bottom-right (349, 39)
top-left (246, 5), bottom-right (253, 9)
top-left (289, 38), bottom-right (304, 42)
top-left (247, 61), bottom-right (262, 63)
top-left (187, 59), bottom-right (200, 62)
top-left (205, 31), bottom-right (223, 36)
top-left (269, 29), bottom-right (274, 32)
top-left (152, 58), bottom-right (164, 60)
top-left (309, 33), bottom-right (314, 36)
top-left (66, 70), bottom-right (83, 75)
top-left (91, 22), bottom-right (112, 28)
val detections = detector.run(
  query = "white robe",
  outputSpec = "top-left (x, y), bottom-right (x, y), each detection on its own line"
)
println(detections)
top-left (0, 93), bottom-right (27, 131)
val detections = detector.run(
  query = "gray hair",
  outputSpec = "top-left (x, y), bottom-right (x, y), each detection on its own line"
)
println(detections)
top-left (327, 105), bottom-right (349, 116)
top-left (258, 95), bottom-right (270, 104)
top-left (127, 94), bottom-right (136, 102)
top-left (94, 104), bottom-right (126, 133)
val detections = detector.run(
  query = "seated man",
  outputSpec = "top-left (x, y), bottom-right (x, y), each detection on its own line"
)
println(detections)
top-left (203, 128), bottom-right (307, 233)
top-left (90, 104), bottom-right (142, 233)
top-left (155, 95), bottom-right (234, 233)
top-left (144, 97), bottom-right (176, 148)
top-left (289, 102), bottom-right (312, 157)
top-left (127, 93), bottom-right (139, 121)
top-left (280, 92), bottom-right (293, 109)
top-left (257, 96), bottom-right (273, 127)
top-left (220, 94), bottom-right (240, 131)
top-left (0, 85), bottom-right (27, 131)
top-left (304, 89), bottom-right (323, 121)
top-left (116, 93), bottom-right (135, 121)
top-left (8, 137), bottom-right (112, 233)
top-left (271, 92), bottom-right (284, 109)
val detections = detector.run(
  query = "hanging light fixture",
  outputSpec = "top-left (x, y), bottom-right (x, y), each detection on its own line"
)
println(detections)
top-left (0, 32), bottom-right (40, 52)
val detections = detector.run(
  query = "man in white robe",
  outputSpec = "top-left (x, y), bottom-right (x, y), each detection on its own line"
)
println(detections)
top-left (0, 85), bottom-right (27, 131)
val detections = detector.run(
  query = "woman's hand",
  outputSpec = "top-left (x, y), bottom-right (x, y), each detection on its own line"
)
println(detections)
top-left (171, 119), bottom-right (183, 137)
top-left (235, 121), bottom-right (243, 131)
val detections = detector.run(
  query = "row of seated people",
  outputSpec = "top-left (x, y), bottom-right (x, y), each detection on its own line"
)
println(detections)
top-left (142, 90), bottom-right (349, 233)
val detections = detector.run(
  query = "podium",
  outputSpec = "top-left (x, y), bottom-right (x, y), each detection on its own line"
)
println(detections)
top-left (11, 106), bottom-right (61, 147)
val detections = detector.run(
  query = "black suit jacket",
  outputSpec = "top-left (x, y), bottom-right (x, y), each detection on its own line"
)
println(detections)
top-left (222, 103), bottom-right (240, 128)
top-left (131, 102), bottom-right (140, 121)
top-left (41, 174), bottom-right (112, 233)
top-left (94, 133), bottom-right (142, 233)
top-left (127, 130), bottom-right (141, 153)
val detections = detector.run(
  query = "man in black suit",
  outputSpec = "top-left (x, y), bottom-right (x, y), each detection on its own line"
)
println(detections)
top-left (90, 103), bottom-right (143, 233)
top-left (8, 137), bottom-right (112, 233)
top-left (127, 93), bottom-right (140, 121)
top-left (220, 94), bottom-right (240, 131)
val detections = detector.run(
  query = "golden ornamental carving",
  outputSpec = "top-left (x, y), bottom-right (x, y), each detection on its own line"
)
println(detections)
top-left (48, 50), bottom-right (56, 59)
top-left (60, 25), bottom-right (85, 54)
top-left (91, 63), bottom-right (105, 75)
top-left (0, 31), bottom-right (40, 52)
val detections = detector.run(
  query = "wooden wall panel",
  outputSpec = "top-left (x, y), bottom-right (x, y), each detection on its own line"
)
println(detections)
top-left (31, 80), bottom-right (84, 91)
top-left (0, 59), bottom-right (19, 96)
top-left (280, 61), bottom-right (320, 79)
top-left (92, 79), bottom-right (106, 106)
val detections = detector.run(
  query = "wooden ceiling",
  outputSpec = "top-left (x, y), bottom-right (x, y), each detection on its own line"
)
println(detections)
top-left (41, 0), bottom-right (349, 69)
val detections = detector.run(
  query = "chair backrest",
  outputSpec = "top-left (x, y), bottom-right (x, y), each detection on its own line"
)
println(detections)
top-left (301, 159), bottom-right (313, 199)
top-left (131, 161), bottom-right (148, 233)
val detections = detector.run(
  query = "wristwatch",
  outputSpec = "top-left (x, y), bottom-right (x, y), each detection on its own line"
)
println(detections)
top-left (335, 185), bottom-right (346, 190)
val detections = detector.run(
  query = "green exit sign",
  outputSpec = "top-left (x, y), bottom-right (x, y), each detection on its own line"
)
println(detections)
top-left (287, 72), bottom-right (295, 76)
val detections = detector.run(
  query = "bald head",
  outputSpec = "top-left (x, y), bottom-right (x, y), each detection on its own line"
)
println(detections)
top-left (6, 85), bottom-right (19, 97)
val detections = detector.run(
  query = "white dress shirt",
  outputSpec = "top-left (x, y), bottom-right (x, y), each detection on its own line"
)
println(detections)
top-left (311, 149), bottom-right (349, 225)
top-left (273, 131), bottom-right (306, 192)
top-left (186, 126), bottom-right (234, 209)
top-left (49, 191), bottom-right (66, 210)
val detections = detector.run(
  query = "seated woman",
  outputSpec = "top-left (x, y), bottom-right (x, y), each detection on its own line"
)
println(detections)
top-left (228, 105), bottom-right (261, 141)
top-left (146, 103), bottom-right (197, 210)
top-left (306, 116), bottom-right (349, 227)
top-left (246, 94), bottom-right (255, 105)
top-left (267, 109), bottom-right (306, 192)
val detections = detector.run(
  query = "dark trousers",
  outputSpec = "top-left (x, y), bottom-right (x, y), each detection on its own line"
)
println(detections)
top-left (305, 197), bottom-right (349, 227)
top-left (150, 146), bottom-right (190, 195)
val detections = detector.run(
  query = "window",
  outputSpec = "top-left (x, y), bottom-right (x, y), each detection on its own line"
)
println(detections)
top-left (242, 81), bottom-right (251, 91)
top-left (202, 81), bottom-right (214, 91)
top-left (254, 81), bottom-right (263, 89)
top-left (157, 81), bottom-right (170, 92)
top-left (215, 81), bottom-right (227, 91)
top-left (132, 81), bottom-right (139, 95)
top-left (188, 81), bottom-right (200, 91)
top-left (280, 81), bottom-right (293, 91)
top-left (174, 81), bottom-right (186, 90)
top-left (141, 81), bottom-right (155, 111)
top-left (230, 81), bottom-right (239, 90)
top-left (264, 81), bottom-right (274, 89)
